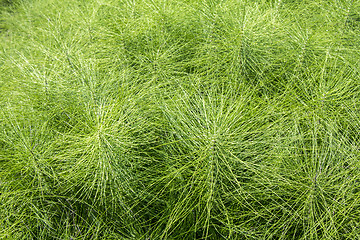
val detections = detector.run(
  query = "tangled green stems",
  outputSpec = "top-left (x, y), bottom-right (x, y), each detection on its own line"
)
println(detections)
top-left (1, 0), bottom-right (360, 239)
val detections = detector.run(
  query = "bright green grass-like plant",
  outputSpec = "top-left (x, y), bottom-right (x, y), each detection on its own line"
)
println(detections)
top-left (1, 0), bottom-right (360, 239)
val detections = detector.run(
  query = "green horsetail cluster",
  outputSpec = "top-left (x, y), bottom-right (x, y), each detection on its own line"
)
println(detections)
top-left (1, 0), bottom-right (360, 239)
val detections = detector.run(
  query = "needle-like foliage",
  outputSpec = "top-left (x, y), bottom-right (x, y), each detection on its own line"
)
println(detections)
top-left (1, 0), bottom-right (359, 239)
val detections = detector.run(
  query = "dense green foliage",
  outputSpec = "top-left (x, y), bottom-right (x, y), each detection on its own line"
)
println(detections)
top-left (1, 0), bottom-right (360, 239)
